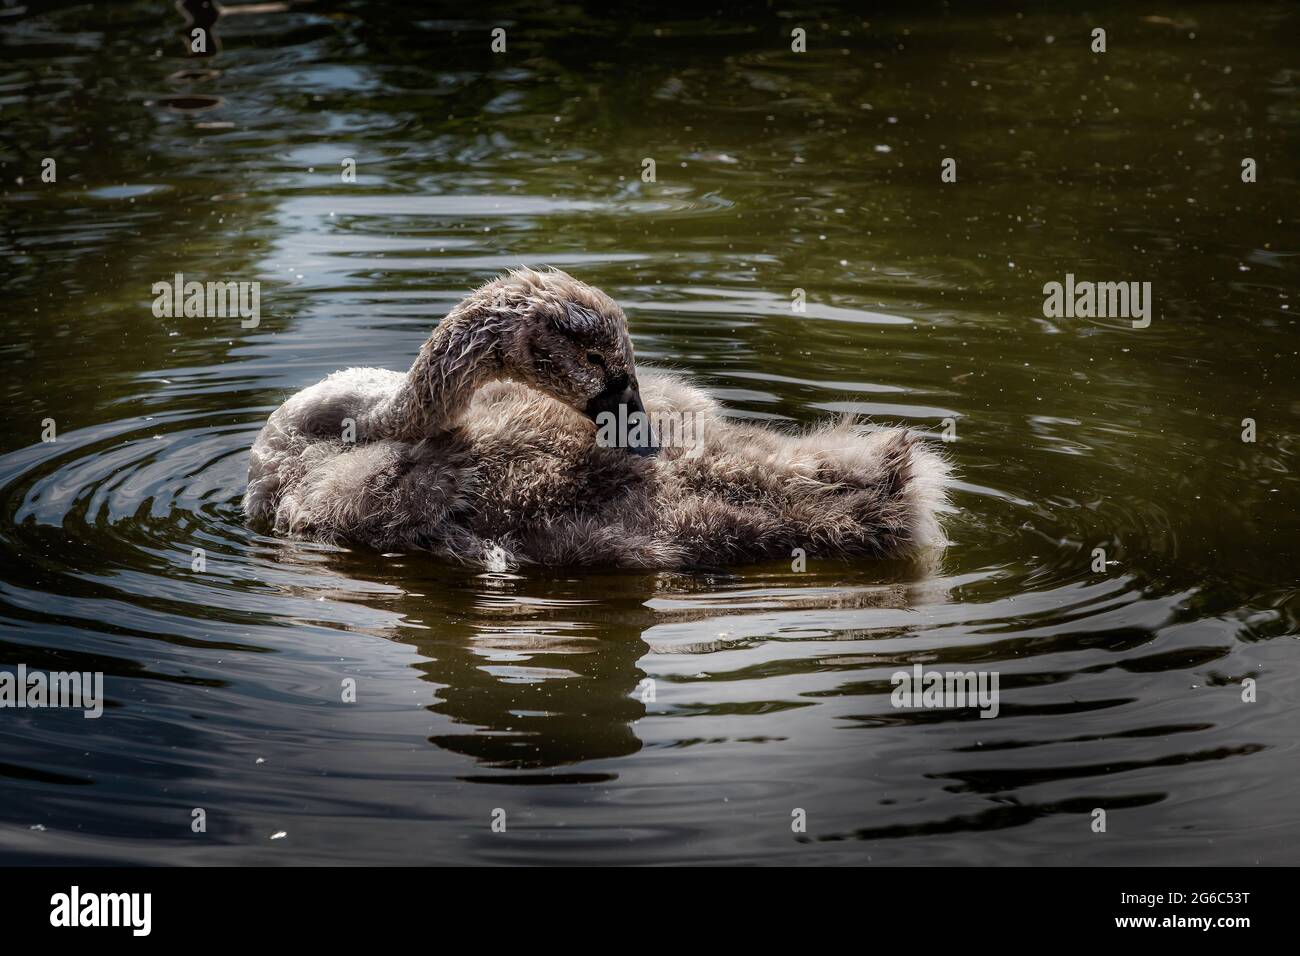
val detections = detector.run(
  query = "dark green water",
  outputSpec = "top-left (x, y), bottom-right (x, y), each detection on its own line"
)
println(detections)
top-left (0, 0), bottom-right (1297, 864)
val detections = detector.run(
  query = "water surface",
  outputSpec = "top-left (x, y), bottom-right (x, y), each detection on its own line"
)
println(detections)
top-left (0, 0), bottom-right (1297, 865)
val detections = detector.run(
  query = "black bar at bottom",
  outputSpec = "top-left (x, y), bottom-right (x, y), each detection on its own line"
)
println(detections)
top-left (0, 866), bottom-right (1277, 940)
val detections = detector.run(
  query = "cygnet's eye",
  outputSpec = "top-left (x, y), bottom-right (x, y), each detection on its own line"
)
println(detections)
top-left (586, 351), bottom-right (605, 367)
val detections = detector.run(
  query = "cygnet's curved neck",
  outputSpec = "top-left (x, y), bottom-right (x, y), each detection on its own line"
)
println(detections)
top-left (381, 303), bottom-right (508, 439)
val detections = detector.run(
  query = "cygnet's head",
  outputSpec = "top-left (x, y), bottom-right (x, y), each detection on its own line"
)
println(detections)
top-left (480, 268), bottom-right (656, 455)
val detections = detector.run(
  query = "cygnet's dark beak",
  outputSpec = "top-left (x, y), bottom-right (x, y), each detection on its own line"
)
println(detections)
top-left (585, 375), bottom-right (658, 457)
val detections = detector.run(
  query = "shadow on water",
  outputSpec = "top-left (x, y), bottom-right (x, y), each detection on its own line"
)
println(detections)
top-left (318, 547), bottom-right (951, 780)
